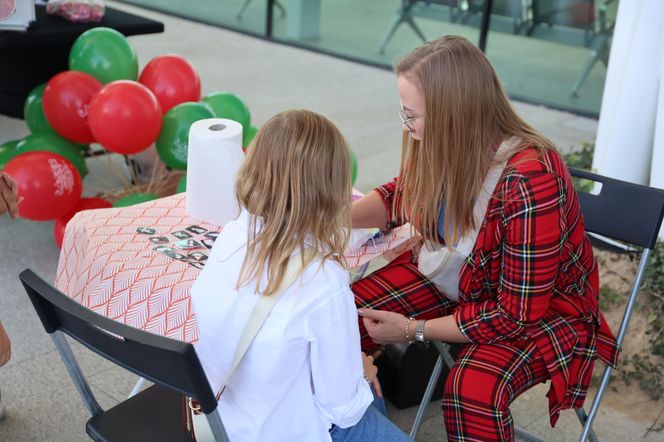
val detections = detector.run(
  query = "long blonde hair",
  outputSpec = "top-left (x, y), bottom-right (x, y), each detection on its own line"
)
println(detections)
top-left (235, 109), bottom-right (352, 296)
top-left (395, 35), bottom-right (555, 246)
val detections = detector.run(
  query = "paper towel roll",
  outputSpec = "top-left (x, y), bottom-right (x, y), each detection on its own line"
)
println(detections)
top-left (186, 118), bottom-right (244, 227)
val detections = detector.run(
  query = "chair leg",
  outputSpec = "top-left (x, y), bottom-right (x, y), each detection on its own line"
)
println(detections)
top-left (575, 408), bottom-right (600, 442)
top-left (433, 341), bottom-right (456, 369)
top-left (51, 331), bottom-right (103, 416)
top-left (379, 1), bottom-right (425, 54)
top-left (404, 15), bottom-right (428, 44)
top-left (236, 0), bottom-right (252, 20)
top-left (410, 341), bottom-right (457, 439)
top-left (379, 12), bottom-right (408, 54)
top-left (206, 408), bottom-right (231, 442)
top-left (570, 35), bottom-right (609, 97)
top-left (578, 249), bottom-right (653, 441)
top-left (409, 354), bottom-right (444, 439)
top-left (274, 0), bottom-right (286, 17)
top-left (575, 356), bottom-right (616, 442)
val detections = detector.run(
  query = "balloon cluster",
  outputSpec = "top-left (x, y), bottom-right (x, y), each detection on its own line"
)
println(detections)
top-left (2, 27), bottom-right (259, 248)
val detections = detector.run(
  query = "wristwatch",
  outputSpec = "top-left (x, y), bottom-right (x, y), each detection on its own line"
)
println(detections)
top-left (415, 320), bottom-right (427, 343)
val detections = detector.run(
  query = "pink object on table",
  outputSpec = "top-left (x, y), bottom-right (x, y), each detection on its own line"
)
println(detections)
top-left (0, 0), bottom-right (16, 22)
top-left (55, 193), bottom-right (411, 342)
top-left (46, 0), bottom-right (105, 22)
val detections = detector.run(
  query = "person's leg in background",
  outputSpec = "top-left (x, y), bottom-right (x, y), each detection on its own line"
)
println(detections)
top-left (0, 320), bottom-right (12, 420)
top-left (0, 170), bottom-right (20, 420)
top-left (442, 341), bottom-right (549, 441)
top-left (352, 250), bottom-right (456, 352)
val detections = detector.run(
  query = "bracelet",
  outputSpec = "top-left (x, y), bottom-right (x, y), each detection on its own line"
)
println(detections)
top-left (363, 375), bottom-right (371, 384)
top-left (404, 316), bottom-right (415, 343)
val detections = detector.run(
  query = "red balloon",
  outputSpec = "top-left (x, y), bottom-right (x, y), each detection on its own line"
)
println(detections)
top-left (3, 151), bottom-right (82, 221)
top-left (42, 71), bottom-right (102, 144)
top-left (54, 197), bottom-right (112, 248)
top-left (88, 80), bottom-right (163, 154)
top-left (139, 55), bottom-right (201, 113)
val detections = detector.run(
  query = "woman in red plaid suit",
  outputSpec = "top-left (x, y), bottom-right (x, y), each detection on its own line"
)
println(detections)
top-left (352, 35), bottom-right (618, 441)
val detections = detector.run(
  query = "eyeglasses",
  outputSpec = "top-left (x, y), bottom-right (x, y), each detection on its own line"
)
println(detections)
top-left (399, 105), bottom-right (423, 132)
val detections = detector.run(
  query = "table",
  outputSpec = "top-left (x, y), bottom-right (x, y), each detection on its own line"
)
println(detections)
top-left (0, 5), bottom-right (164, 118)
top-left (55, 193), bottom-right (412, 343)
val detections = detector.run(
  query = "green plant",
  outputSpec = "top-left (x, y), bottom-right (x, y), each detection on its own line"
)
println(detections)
top-left (564, 142), bottom-right (595, 170)
top-left (617, 242), bottom-right (664, 400)
top-left (599, 286), bottom-right (624, 311)
top-left (644, 241), bottom-right (664, 296)
top-left (563, 142), bottom-right (595, 192)
top-left (643, 242), bottom-right (664, 358)
top-left (620, 354), bottom-right (663, 400)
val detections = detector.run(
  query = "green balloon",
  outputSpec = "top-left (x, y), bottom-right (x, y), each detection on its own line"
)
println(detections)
top-left (176, 174), bottom-right (187, 193)
top-left (0, 139), bottom-right (20, 168)
top-left (114, 192), bottom-right (158, 207)
top-left (202, 92), bottom-right (251, 130)
top-left (24, 84), bottom-right (56, 134)
top-left (350, 149), bottom-right (358, 185)
top-left (15, 133), bottom-right (88, 178)
top-left (69, 27), bottom-right (138, 84)
top-left (243, 125), bottom-right (258, 148)
top-left (156, 102), bottom-right (215, 170)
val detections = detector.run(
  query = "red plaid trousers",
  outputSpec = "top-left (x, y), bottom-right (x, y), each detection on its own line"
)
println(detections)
top-left (352, 251), bottom-right (551, 441)
top-left (352, 249), bottom-right (455, 352)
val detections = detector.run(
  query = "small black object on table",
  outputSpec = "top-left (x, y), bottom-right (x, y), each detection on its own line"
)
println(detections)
top-left (0, 5), bottom-right (164, 119)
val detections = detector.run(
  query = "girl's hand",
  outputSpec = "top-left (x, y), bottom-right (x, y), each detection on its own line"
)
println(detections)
top-left (358, 308), bottom-right (409, 344)
top-left (361, 351), bottom-right (382, 399)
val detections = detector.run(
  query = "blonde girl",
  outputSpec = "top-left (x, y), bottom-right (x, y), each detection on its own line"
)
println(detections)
top-left (191, 110), bottom-right (410, 442)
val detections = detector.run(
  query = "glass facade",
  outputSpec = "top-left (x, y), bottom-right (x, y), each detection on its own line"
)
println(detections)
top-left (119, 0), bottom-right (618, 116)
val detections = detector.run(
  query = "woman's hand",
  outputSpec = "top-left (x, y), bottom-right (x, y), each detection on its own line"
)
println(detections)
top-left (0, 171), bottom-right (22, 219)
top-left (351, 191), bottom-right (389, 229)
top-left (361, 351), bottom-right (382, 399)
top-left (358, 308), bottom-right (409, 345)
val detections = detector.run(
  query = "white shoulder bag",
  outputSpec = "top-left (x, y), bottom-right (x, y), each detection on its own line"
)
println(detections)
top-left (184, 256), bottom-right (305, 441)
top-left (417, 137), bottom-right (519, 301)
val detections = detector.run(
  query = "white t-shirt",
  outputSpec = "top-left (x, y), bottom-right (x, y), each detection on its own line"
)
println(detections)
top-left (190, 210), bottom-right (373, 442)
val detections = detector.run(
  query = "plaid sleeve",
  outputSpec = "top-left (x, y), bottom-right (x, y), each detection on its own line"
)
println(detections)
top-left (454, 172), bottom-right (564, 343)
top-left (374, 177), bottom-right (406, 228)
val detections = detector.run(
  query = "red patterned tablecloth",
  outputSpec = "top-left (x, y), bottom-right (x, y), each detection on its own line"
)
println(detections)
top-left (55, 193), bottom-right (412, 343)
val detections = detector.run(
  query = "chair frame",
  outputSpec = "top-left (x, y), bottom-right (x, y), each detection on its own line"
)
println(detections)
top-left (378, 0), bottom-right (615, 97)
top-left (20, 269), bottom-right (230, 442)
top-left (409, 168), bottom-right (664, 441)
top-left (237, 0), bottom-right (285, 20)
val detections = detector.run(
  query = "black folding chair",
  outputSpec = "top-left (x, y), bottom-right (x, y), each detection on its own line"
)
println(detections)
top-left (20, 269), bottom-right (229, 442)
top-left (527, 0), bottom-right (616, 97)
top-left (378, 0), bottom-right (463, 54)
top-left (409, 168), bottom-right (664, 441)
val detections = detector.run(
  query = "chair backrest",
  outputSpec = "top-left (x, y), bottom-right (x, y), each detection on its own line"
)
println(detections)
top-left (570, 168), bottom-right (664, 249)
top-left (19, 269), bottom-right (220, 415)
top-left (532, 0), bottom-right (595, 29)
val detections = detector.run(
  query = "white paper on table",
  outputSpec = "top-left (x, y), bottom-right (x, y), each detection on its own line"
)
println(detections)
top-left (186, 118), bottom-right (244, 227)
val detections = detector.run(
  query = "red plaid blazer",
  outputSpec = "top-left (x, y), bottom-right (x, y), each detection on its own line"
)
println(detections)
top-left (376, 146), bottom-right (619, 424)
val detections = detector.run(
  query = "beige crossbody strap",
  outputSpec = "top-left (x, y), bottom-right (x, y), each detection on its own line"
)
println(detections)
top-left (418, 136), bottom-right (520, 300)
top-left (213, 254), bottom-right (306, 400)
top-left (455, 144), bottom-right (512, 255)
